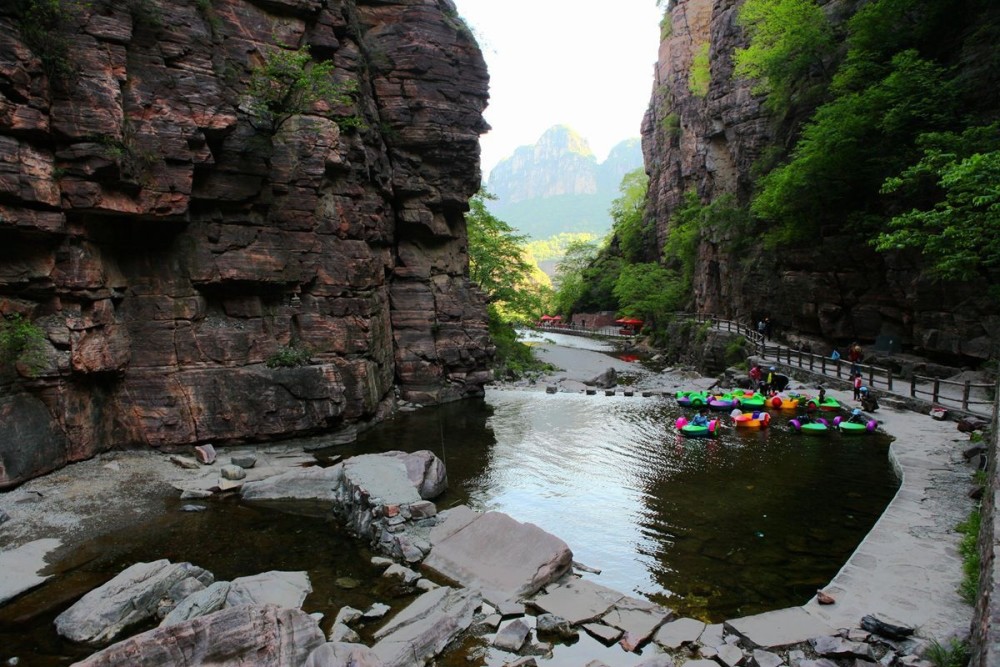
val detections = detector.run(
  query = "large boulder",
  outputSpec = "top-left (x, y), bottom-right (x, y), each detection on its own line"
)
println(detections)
top-left (422, 507), bottom-right (573, 605)
top-left (72, 604), bottom-right (325, 666)
top-left (54, 560), bottom-right (214, 644)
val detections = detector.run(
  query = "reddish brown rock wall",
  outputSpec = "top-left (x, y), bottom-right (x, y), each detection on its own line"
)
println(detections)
top-left (0, 0), bottom-right (492, 487)
top-left (642, 0), bottom-right (997, 362)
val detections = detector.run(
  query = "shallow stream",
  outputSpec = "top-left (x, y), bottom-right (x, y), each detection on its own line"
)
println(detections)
top-left (0, 341), bottom-right (899, 665)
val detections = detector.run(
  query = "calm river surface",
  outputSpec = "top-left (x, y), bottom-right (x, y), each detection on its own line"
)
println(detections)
top-left (0, 336), bottom-right (900, 665)
top-left (344, 385), bottom-right (899, 621)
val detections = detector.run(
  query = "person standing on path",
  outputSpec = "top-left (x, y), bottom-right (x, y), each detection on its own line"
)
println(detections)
top-left (764, 317), bottom-right (773, 341)
top-left (848, 342), bottom-right (862, 376)
top-left (853, 372), bottom-right (863, 401)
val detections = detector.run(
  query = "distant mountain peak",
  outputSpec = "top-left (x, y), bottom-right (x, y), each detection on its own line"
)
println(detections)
top-left (541, 125), bottom-right (595, 158)
top-left (485, 126), bottom-right (643, 240)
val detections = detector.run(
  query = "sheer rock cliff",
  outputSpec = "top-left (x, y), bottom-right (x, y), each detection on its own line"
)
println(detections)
top-left (642, 0), bottom-right (996, 362)
top-left (0, 0), bottom-right (492, 487)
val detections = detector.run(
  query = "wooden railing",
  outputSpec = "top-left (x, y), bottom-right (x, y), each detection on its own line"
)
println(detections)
top-left (687, 313), bottom-right (995, 416)
top-left (533, 323), bottom-right (635, 339)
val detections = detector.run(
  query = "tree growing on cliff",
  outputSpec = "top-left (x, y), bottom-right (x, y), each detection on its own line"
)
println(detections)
top-left (241, 44), bottom-right (356, 133)
top-left (734, 0), bottom-right (834, 113)
top-left (0, 314), bottom-right (47, 377)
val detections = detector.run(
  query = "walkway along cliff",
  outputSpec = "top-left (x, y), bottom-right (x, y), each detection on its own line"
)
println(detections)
top-left (0, 0), bottom-right (493, 488)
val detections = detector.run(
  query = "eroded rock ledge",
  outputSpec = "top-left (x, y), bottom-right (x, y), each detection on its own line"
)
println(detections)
top-left (0, 0), bottom-right (493, 488)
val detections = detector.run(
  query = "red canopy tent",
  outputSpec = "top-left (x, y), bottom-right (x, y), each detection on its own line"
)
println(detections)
top-left (615, 318), bottom-right (643, 326)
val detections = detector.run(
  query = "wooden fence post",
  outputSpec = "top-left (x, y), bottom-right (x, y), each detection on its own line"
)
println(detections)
top-left (933, 378), bottom-right (940, 403)
top-left (911, 377), bottom-right (917, 398)
top-left (963, 381), bottom-right (971, 411)
top-left (887, 370), bottom-right (893, 392)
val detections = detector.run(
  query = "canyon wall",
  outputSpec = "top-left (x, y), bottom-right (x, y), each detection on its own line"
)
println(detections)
top-left (0, 0), bottom-right (492, 487)
top-left (642, 0), bottom-right (997, 363)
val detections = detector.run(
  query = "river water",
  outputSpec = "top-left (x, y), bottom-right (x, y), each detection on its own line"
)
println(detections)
top-left (0, 334), bottom-right (900, 665)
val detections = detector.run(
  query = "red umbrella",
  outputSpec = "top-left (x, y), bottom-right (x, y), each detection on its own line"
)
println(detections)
top-left (539, 315), bottom-right (554, 321)
top-left (616, 318), bottom-right (643, 325)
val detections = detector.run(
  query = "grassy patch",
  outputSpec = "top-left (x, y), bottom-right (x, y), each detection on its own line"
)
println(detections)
top-left (265, 344), bottom-right (312, 368)
top-left (925, 637), bottom-right (970, 667)
top-left (956, 507), bottom-right (981, 604)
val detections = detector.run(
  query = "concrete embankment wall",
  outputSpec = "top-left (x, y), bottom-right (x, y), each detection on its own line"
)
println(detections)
top-left (971, 386), bottom-right (1000, 666)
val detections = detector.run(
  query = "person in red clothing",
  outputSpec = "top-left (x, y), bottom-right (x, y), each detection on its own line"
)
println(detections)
top-left (853, 372), bottom-right (863, 401)
top-left (848, 342), bottom-right (862, 375)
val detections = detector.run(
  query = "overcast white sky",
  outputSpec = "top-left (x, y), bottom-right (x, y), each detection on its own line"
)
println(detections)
top-left (452, 0), bottom-right (663, 178)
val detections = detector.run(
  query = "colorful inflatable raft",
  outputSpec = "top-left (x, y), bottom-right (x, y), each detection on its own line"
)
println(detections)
top-left (676, 416), bottom-right (719, 438)
top-left (676, 391), bottom-right (710, 408)
top-left (733, 411), bottom-right (771, 428)
top-left (833, 414), bottom-right (878, 434)
top-left (788, 417), bottom-right (830, 434)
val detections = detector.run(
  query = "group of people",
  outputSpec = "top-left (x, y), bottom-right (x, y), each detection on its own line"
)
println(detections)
top-left (748, 363), bottom-right (790, 395)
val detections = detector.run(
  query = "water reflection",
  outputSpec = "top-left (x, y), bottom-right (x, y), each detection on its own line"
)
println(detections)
top-left (348, 390), bottom-right (898, 621)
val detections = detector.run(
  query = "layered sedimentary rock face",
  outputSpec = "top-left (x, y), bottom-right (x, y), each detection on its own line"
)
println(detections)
top-left (642, 0), bottom-right (996, 361)
top-left (0, 0), bottom-right (493, 487)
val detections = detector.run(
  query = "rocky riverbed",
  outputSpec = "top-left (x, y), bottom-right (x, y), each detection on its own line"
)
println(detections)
top-left (0, 333), bottom-right (980, 666)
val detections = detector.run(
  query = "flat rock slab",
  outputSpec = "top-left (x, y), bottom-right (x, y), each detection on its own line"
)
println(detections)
top-left (725, 606), bottom-right (834, 649)
top-left (342, 454), bottom-right (422, 505)
top-left (240, 465), bottom-right (344, 503)
top-left (653, 616), bottom-right (706, 649)
top-left (423, 508), bottom-right (572, 605)
top-left (0, 538), bottom-right (61, 605)
top-left (602, 597), bottom-right (672, 651)
top-left (531, 578), bottom-right (625, 625)
top-left (225, 571), bottom-right (312, 609)
top-left (73, 604), bottom-right (325, 667)
top-left (55, 559), bottom-right (214, 644)
top-left (371, 586), bottom-right (480, 667)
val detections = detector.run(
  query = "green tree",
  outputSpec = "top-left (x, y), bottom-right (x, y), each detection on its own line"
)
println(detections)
top-left (876, 125), bottom-right (1000, 282)
top-left (751, 50), bottom-right (957, 239)
top-left (613, 263), bottom-right (684, 327)
top-left (610, 168), bottom-right (651, 262)
top-left (734, 0), bottom-right (834, 112)
top-left (551, 238), bottom-right (600, 316)
top-left (242, 44), bottom-right (356, 133)
top-left (467, 191), bottom-right (545, 323)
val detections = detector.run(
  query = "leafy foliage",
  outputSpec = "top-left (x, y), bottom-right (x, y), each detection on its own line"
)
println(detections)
top-left (877, 124), bottom-right (1000, 281)
top-left (265, 344), bottom-right (312, 368)
top-left (734, 0), bottom-right (834, 111)
top-left (611, 169), bottom-right (652, 262)
top-left (751, 50), bottom-right (958, 239)
top-left (524, 233), bottom-right (598, 262)
top-left (0, 314), bottom-right (47, 377)
top-left (689, 42), bottom-right (711, 97)
top-left (613, 263), bottom-right (685, 326)
top-left (242, 44), bottom-right (356, 133)
top-left (467, 191), bottom-right (547, 323)
top-left (11, 0), bottom-right (82, 82)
